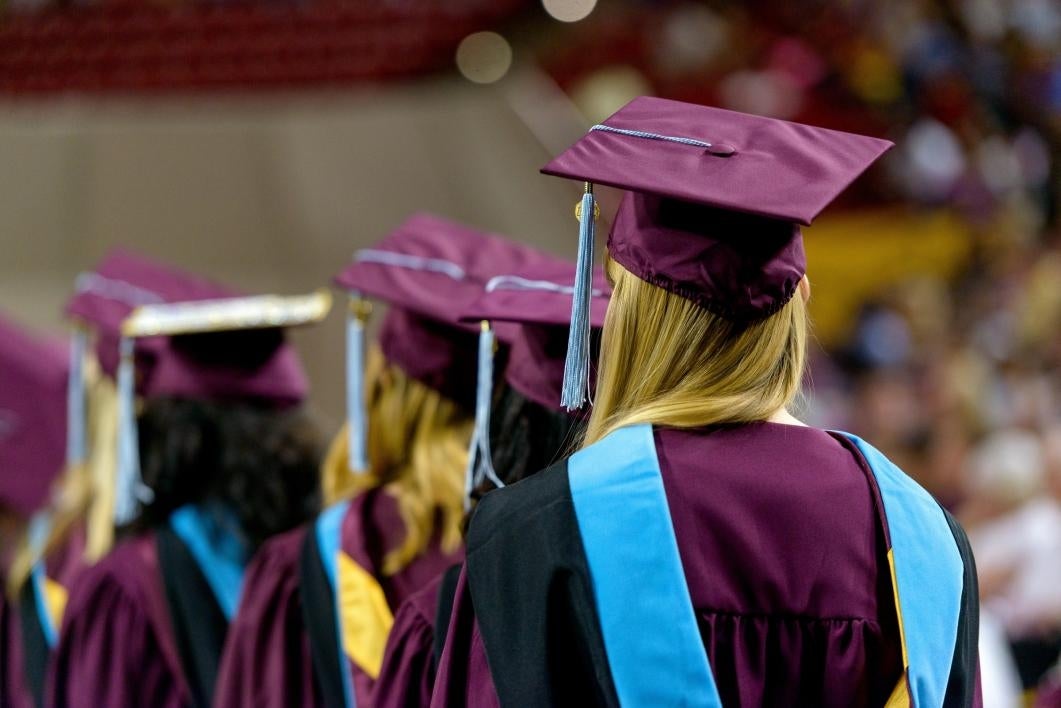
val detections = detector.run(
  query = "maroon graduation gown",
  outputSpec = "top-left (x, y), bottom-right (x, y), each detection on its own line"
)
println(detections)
top-left (430, 568), bottom-right (497, 708)
top-left (214, 487), bottom-right (462, 708)
top-left (372, 567), bottom-right (461, 708)
top-left (2, 589), bottom-right (34, 708)
top-left (211, 525), bottom-right (320, 707)
top-left (1036, 676), bottom-right (1061, 708)
top-left (47, 533), bottom-right (191, 708)
top-left (432, 423), bottom-right (979, 706)
top-left (13, 522), bottom-right (90, 708)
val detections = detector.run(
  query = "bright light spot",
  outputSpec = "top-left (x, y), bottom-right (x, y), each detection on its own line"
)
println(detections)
top-left (904, 118), bottom-right (965, 200)
top-left (542, 0), bottom-right (597, 23)
top-left (570, 66), bottom-right (652, 124)
top-left (655, 5), bottom-right (728, 75)
top-left (455, 32), bottom-right (513, 84)
top-left (719, 70), bottom-right (802, 120)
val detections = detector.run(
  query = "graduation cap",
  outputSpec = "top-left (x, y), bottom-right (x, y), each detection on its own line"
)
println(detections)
top-left (458, 261), bottom-right (611, 503)
top-left (541, 96), bottom-right (894, 409)
top-left (0, 314), bottom-right (69, 517)
top-left (332, 213), bottom-right (558, 477)
top-left (64, 250), bottom-right (330, 524)
top-left (463, 261), bottom-right (611, 411)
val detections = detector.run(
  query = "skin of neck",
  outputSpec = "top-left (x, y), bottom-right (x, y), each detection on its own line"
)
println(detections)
top-left (767, 408), bottom-right (807, 427)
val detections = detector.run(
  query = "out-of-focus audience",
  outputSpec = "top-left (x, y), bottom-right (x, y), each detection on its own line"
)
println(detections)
top-left (809, 226), bottom-right (1061, 697)
top-left (811, 235), bottom-right (1061, 698)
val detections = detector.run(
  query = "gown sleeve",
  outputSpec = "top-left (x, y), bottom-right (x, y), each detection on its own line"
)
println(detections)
top-left (372, 594), bottom-right (437, 708)
top-left (429, 567), bottom-right (500, 708)
top-left (212, 526), bottom-right (319, 708)
top-left (1, 593), bottom-right (34, 708)
top-left (47, 544), bottom-right (186, 708)
top-left (436, 462), bottom-right (616, 707)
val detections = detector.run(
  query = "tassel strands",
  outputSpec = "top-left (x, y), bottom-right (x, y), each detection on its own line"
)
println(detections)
top-left (113, 337), bottom-right (151, 525)
top-left (464, 321), bottom-right (504, 511)
top-left (561, 182), bottom-right (597, 411)
top-left (65, 326), bottom-right (88, 467)
top-left (346, 294), bottom-right (372, 475)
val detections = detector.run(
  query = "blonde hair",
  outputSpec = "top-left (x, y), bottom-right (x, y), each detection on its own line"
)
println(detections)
top-left (7, 363), bottom-right (119, 597)
top-left (584, 256), bottom-right (809, 446)
top-left (320, 346), bottom-right (472, 576)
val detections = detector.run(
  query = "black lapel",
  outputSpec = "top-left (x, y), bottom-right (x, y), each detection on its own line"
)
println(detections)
top-left (156, 526), bottom-right (229, 708)
top-left (17, 582), bottom-right (49, 708)
top-left (939, 506), bottom-right (980, 708)
top-left (466, 459), bottom-right (618, 707)
top-left (297, 523), bottom-right (346, 708)
top-left (432, 563), bottom-right (463, 669)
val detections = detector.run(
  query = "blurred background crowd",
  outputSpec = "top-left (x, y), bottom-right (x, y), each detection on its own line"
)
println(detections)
top-left (0, 0), bottom-right (1059, 704)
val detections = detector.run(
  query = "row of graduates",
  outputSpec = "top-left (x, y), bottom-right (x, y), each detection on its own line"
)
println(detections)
top-left (0, 214), bottom-right (595, 707)
top-left (3, 96), bottom-right (984, 707)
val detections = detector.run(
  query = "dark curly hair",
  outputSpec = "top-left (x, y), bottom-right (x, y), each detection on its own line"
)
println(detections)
top-left (128, 396), bottom-right (323, 551)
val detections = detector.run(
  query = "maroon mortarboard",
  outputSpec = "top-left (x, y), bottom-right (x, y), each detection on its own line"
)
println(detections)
top-left (64, 249), bottom-right (331, 525)
top-left (461, 262), bottom-right (611, 412)
top-left (64, 249), bottom-right (314, 405)
top-left (66, 249), bottom-right (233, 388)
top-left (333, 213), bottom-right (559, 327)
top-left (541, 96), bottom-right (894, 408)
top-left (454, 261), bottom-right (610, 505)
top-left (332, 212), bottom-right (561, 475)
top-left (66, 249), bottom-right (234, 351)
top-left (0, 314), bottom-right (68, 517)
top-left (120, 291), bottom-right (332, 405)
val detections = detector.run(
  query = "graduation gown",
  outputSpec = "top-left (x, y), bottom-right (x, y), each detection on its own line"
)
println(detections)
top-left (2, 585), bottom-right (34, 708)
top-left (211, 525), bottom-right (321, 707)
top-left (214, 487), bottom-right (462, 708)
top-left (433, 422), bottom-right (982, 707)
top-left (13, 519), bottom-right (87, 708)
top-left (371, 564), bottom-right (462, 708)
top-left (49, 505), bottom-right (249, 708)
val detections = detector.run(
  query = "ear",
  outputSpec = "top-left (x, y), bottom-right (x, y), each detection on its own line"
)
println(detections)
top-left (798, 275), bottom-right (811, 303)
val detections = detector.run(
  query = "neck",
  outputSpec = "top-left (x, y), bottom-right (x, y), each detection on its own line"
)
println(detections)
top-left (767, 408), bottom-right (807, 427)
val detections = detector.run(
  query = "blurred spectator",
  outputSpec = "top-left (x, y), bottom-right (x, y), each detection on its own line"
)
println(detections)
top-left (965, 430), bottom-right (1059, 637)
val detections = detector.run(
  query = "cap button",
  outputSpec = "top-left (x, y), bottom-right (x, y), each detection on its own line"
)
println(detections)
top-left (707, 143), bottom-right (737, 157)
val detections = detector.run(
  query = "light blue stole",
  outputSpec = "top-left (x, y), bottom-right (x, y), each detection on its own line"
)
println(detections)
top-left (27, 512), bottom-right (60, 648)
top-left (314, 500), bottom-right (356, 708)
top-left (567, 424), bottom-right (964, 708)
top-left (167, 503), bottom-right (251, 621)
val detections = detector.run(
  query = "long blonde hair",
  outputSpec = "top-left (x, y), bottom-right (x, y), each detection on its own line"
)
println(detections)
top-left (320, 346), bottom-right (472, 576)
top-left (584, 256), bottom-right (809, 446)
top-left (7, 364), bottom-right (119, 596)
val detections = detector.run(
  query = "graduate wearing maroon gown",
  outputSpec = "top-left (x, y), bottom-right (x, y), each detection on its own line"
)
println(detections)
top-left (298, 485), bottom-right (464, 707)
top-left (371, 572), bottom-right (452, 708)
top-left (373, 260), bottom-right (611, 708)
top-left (214, 214), bottom-right (556, 708)
top-left (50, 534), bottom-right (192, 707)
top-left (47, 251), bottom-right (327, 708)
top-left (1, 589), bottom-right (33, 708)
top-left (14, 524), bottom-right (86, 708)
top-left (0, 313), bottom-right (72, 708)
top-left (214, 483), bottom-right (466, 708)
top-left (434, 424), bottom-right (969, 706)
top-left (433, 98), bottom-right (981, 706)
